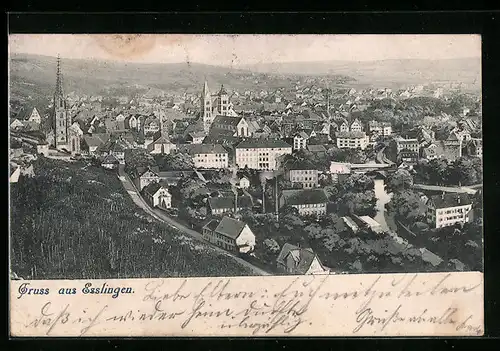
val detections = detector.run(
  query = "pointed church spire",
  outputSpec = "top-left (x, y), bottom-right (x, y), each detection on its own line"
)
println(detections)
top-left (219, 84), bottom-right (228, 96)
top-left (202, 79), bottom-right (210, 97)
top-left (55, 54), bottom-right (63, 96)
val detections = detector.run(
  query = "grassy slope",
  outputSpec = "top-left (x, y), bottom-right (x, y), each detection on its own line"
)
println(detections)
top-left (10, 157), bottom-right (256, 279)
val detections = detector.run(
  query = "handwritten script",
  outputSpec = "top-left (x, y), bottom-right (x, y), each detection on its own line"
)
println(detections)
top-left (11, 272), bottom-right (484, 337)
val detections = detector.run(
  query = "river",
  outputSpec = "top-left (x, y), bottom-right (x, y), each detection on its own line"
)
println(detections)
top-left (373, 178), bottom-right (391, 232)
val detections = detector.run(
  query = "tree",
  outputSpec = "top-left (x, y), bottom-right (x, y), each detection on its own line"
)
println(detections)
top-left (426, 158), bottom-right (449, 185)
top-left (385, 169), bottom-right (414, 193)
top-left (263, 238), bottom-right (280, 254)
top-left (157, 152), bottom-right (194, 171)
top-left (124, 148), bottom-right (156, 173)
top-left (432, 124), bottom-right (454, 141)
top-left (339, 173), bottom-right (374, 193)
top-left (386, 189), bottom-right (427, 223)
top-left (338, 190), bottom-right (377, 217)
top-left (447, 157), bottom-right (478, 186)
top-left (176, 176), bottom-right (206, 202)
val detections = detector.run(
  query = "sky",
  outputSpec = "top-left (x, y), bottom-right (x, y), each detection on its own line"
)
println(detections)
top-left (8, 34), bottom-right (481, 66)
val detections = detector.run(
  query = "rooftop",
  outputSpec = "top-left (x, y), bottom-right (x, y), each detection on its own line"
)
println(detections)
top-left (281, 188), bottom-right (328, 206)
top-left (212, 115), bottom-right (244, 128)
top-left (208, 195), bottom-right (253, 210)
top-left (276, 243), bottom-right (321, 275)
top-left (429, 193), bottom-right (473, 209)
top-left (214, 216), bottom-right (248, 240)
top-left (336, 131), bottom-right (367, 139)
top-left (236, 139), bottom-right (292, 149)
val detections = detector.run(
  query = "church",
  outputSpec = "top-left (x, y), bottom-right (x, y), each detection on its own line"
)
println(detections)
top-left (48, 56), bottom-right (83, 155)
top-left (200, 81), bottom-right (238, 133)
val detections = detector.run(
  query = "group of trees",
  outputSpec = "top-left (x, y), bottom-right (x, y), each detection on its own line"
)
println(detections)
top-left (414, 157), bottom-right (482, 186)
top-left (155, 152), bottom-right (195, 171)
top-left (10, 158), bottom-right (254, 279)
top-left (335, 173), bottom-right (377, 217)
top-left (327, 147), bottom-right (368, 164)
top-left (124, 148), bottom-right (156, 174)
top-left (384, 169), bottom-right (426, 224)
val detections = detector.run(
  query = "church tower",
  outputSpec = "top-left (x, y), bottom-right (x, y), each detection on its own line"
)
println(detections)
top-left (215, 84), bottom-right (229, 116)
top-left (53, 55), bottom-right (69, 149)
top-left (201, 80), bottom-right (213, 133)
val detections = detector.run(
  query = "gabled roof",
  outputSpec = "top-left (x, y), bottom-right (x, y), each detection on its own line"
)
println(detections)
top-left (281, 188), bottom-right (328, 206)
top-left (208, 195), bottom-right (252, 210)
top-left (419, 248), bottom-right (443, 267)
top-left (286, 159), bottom-right (318, 171)
top-left (307, 144), bottom-right (327, 153)
top-left (336, 131), bottom-right (366, 138)
top-left (152, 135), bottom-right (172, 144)
top-left (212, 115), bottom-right (243, 128)
top-left (143, 182), bottom-right (168, 197)
top-left (214, 216), bottom-right (248, 240)
top-left (101, 153), bottom-right (120, 164)
top-left (295, 131), bottom-right (309, 139)
top-left (429, 193), bottom-right (472, 209)
top-left (236, 139), bottom-right (292, 149)
top-left (188, 143), bottom-right (227, 155)
top-left (218, 85), bottom-right (228, 95)
top-left (276, 243), bottom-right (320, 274)
top-left (202, 219), bottom-right (220, 231)
top-left (137, 167), bottom-right (160, 178)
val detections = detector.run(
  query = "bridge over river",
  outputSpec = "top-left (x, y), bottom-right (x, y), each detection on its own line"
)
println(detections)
top-left (411, 184), bottom-right (480, 195)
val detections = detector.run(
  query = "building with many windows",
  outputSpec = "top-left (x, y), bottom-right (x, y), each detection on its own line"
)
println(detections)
top-left (180, 144), bottom-right (229, 169)
top-left (285, 160), bottom-right (319, 189)
top-left (335, 131), bottom-right (369, 150)
top-left (293, 131), bottom-right (309, 150)
top-left (279, 188), bottom-right (329, 216)
top-left (202, 216), bottom-right (256, 254)
top-left (235, 140), bottom-right (292, 170)
top-left (200, 82), bottom-right (237, 133)
top-left (395, 137), bottom-right (420, 153)
top-left (426, 193), bottom-right (473, 229)
top-left (368, 120), bottom-right (392, 136)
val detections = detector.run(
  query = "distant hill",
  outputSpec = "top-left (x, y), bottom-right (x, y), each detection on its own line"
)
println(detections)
top-left (9, 54), bottom-right (481, 105)
top-left (240, 58), bottom-right (482, 90)
top-left (8, 53), bottom-right (353, 103)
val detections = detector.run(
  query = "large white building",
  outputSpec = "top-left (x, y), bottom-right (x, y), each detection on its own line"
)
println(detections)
top-left (395, 137), bottom-right (420, 153)
top-left (286, 160), bottom-right (319, 189)
top-left (336, 131), bottom-right (369, 150)
top-left (188, 144), bottom-right (229, 169)
top-left (235, 140), bottom-right (292, 170)
top-left (426, 193), bottom-right (473, 229)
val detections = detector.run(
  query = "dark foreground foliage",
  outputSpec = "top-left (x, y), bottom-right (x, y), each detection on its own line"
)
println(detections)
top-left (10, 157), bottom-right (255, 279)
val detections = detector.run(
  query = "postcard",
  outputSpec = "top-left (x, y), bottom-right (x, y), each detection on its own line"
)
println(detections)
top-left (8, 34), bottom-right (483, 337)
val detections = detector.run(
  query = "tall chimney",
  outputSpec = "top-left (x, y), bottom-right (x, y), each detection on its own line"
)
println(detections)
top-left (262, 182), bottom-right (266, 213)
top-left (275, 176), bottom-right (279, 221)
top-left (233, 187), bottom-right (238, 214)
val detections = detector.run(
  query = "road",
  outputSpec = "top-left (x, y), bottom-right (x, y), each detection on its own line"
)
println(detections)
top-left (412, 183), bottom-right (477, 195)
top-left (117, 165), bottom-right (270, 276)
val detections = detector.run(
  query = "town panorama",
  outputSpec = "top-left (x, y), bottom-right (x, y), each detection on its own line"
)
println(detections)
top-left (9, 36), bottom-right (482, 279)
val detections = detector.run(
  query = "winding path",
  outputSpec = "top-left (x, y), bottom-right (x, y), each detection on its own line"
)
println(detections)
top-left (117, 165), bottom-right (270, 276)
